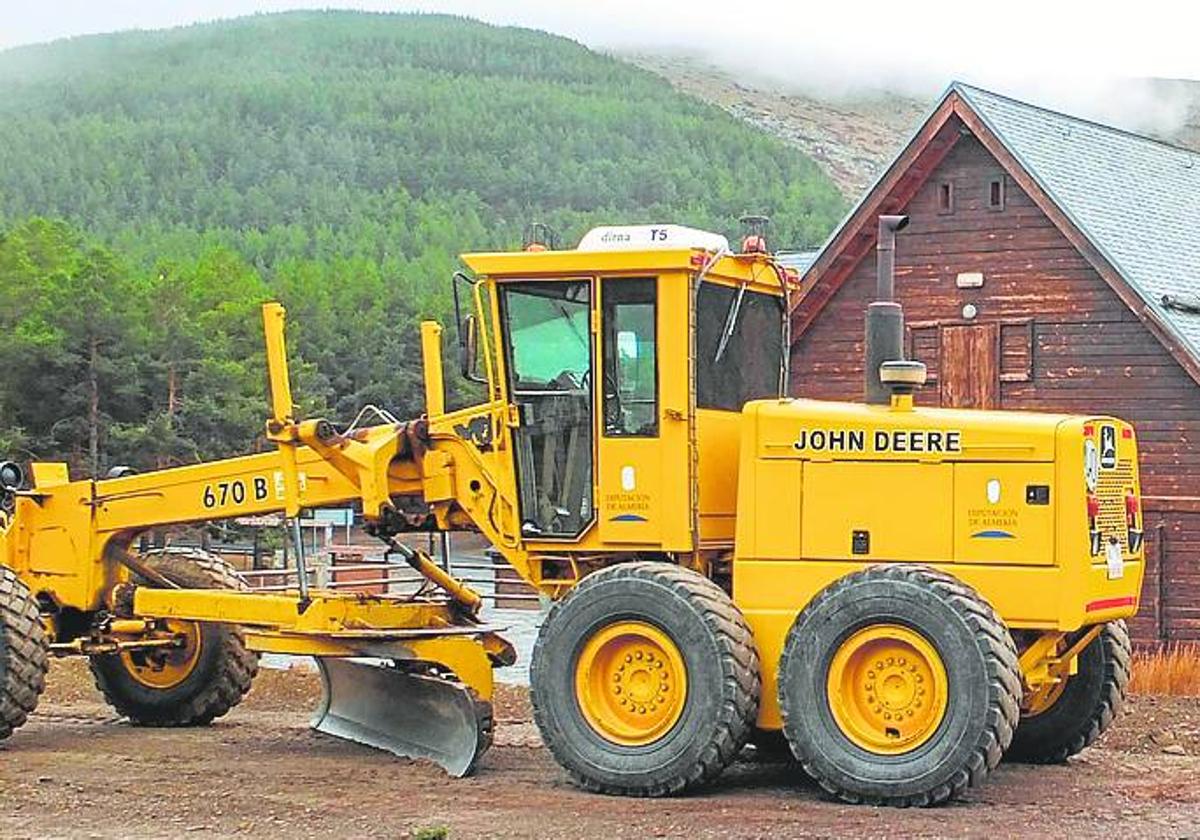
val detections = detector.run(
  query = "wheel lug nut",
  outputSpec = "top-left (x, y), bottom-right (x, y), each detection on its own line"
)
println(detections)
top-left (867, 670), bottom-right (875, 679)
top-left (625, 655), bottom-right (632, 663)
top-left (875, 661), bottom-right (883, 670)
top-left (898, 657), bottom-right (906, 666)
top-left (886, 657), bottom-right (894, 666)
top-left (614, 686), bottom-right (621, 695)
top-left (639, 706), bottom-right (647, 714)
top-left (907, 710), bottom-right (914, 717)
top-left (619, 698), bottom-right (627, 705)
top-left (661, 683), bottom-right (668, 692)
top-left (915, 675), bottom-right (923, 683)
top-left (884, 712), bottom-right (892, 720)
top-left (635, 652), bottom-right (643, 661)
top-left (867, 695), bottom-right (874, 704)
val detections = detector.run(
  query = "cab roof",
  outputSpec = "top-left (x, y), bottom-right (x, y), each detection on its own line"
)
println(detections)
top-left (460, 247), bottom-right (790, 296)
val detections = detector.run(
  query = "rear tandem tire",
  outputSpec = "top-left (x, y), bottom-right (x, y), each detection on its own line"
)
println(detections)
top-left (0, 565), bottom-right (49, 740)
top-left (1006, 620), bottom-right (1131, 764)
top-left (530, 561), bottom-right (761, 796)
top-left (778, 564), bottom-right (1021, 807)
top-left (89, 549), bottom-right (258, 727)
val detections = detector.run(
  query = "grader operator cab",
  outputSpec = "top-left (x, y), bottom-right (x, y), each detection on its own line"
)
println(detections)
top-left (0, 218), bottom-right (1142, 806)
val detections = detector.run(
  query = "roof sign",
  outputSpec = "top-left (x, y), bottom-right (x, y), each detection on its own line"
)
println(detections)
top-left (577, 224), bottom-right (729, 253)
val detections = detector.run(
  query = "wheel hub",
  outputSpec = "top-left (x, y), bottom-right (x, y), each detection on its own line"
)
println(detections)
top-left (574, 621), bottom-right (688, 746)
top-left (826, 624), bottom-right (948, 754)
top-left (121, 619), bottom-right (203, 690)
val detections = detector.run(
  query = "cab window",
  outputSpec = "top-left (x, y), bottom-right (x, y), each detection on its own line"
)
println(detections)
top-left (602, 278), bottom-right (657, 436)
top-left (696, 284), bottom-right (783, 411)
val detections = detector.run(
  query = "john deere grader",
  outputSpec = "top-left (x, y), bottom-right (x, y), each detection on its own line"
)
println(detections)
top-left (0, 217), bottom-right (1141, 806)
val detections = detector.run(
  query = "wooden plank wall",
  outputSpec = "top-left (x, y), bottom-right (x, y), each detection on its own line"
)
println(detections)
top-left (790, 136), bottom-right (1200, 644)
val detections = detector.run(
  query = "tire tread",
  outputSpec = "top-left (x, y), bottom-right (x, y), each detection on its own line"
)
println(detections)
top-left (90, 548), bottom-right (258, 726)
top-left (0, 565), bottom-right (49, 740)
top-left (778, 563), bottom-right (1021, 807)
top-left (1007, 620), bottom-right (1130, 764)
top-left (531, 561), bottom-right (760, 797)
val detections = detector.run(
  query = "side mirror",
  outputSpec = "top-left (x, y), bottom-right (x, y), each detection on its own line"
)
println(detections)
top-left (452, 271), bottom-right (488, 385)
top-left (459, 313), bottom-right (480, 381)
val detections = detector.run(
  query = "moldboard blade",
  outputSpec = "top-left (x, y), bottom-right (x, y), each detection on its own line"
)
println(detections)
top-left (311, 657), bottom-right (491, 777)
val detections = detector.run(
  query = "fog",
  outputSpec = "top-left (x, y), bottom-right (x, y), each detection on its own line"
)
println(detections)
top-left (5, 0), bottom-right (1199, 134)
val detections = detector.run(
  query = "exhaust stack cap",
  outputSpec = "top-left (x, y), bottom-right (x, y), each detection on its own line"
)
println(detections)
top-left (880, 360), bottom-right (926, 395)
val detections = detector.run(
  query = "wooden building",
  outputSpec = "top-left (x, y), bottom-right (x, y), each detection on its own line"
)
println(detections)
top-left (792, 83), bottom-right (1200, 645)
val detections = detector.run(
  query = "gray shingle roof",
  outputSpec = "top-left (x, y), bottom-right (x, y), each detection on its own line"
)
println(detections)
top-left (954, 82), bottom-right (1200, 363)
top-left (775, 250), bottom-right (821, 274)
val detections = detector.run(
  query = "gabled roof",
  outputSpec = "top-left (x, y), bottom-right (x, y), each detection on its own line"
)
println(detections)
top-left (797, 81), bottom-right (1200, 385)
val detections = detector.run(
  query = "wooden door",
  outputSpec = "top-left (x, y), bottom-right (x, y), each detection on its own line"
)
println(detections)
top-left (939, 323), bottom-right (999, 409)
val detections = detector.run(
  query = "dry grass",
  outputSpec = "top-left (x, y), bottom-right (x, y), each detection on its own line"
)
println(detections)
top-left (1130, 643), bottom-right (1200, 696)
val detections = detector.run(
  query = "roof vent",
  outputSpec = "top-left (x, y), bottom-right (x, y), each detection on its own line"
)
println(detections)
top-left (1162, 293), bottom-right (1200, 314)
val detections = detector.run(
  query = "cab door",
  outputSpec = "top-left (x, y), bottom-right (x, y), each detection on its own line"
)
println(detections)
top-left (596, 276), bottom-right (692, 548)
top-left (498, 279), bottom-right (595, 539)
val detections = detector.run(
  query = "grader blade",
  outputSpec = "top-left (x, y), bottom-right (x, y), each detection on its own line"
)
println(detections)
top-left (312, 657), bottom-right (491, 777)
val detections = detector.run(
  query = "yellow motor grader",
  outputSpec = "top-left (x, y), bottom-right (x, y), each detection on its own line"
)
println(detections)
top-left (0, 218), bottom-right (1142, 806)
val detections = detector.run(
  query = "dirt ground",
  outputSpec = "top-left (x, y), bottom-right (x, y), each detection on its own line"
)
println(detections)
top-left (2, 661), bottom-right (1198, 840)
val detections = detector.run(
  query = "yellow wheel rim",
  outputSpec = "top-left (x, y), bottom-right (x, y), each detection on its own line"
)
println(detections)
top-left (1022, 675), bottom-right (1067, 717)
top-left (826, 624), bottom-right (948, 755)
top-left (574, 620), bottom-right (688, 746)
top-left (120, 620), bottom-right (203, 690)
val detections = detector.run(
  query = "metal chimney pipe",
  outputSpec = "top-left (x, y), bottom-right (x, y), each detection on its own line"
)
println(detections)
top-left (876, 215), bottom-right (909, 301)
top-left (864, 214), bottom-right (910, 404)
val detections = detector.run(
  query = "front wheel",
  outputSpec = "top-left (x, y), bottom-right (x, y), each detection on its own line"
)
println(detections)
top-left (778, 564), bottom-right (1021, 807)
top-left (1006, 621), bottom-right (1131, 764)
top-left (90, 549), bottom-right (258, 726)
top-left (530, 562), bottom-right (760, 796)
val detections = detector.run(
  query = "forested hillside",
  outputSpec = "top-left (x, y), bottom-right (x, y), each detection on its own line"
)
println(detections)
top-left (0, 12), bottom-right (845, 474)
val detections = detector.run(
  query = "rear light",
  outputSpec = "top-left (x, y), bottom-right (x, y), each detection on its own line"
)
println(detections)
top-left (741, 234), bottom-right (768, 254)
top-left (1124, 492), bottom-right (1139, 528)
top-left (1087, 494), bottom-right (1101, 520)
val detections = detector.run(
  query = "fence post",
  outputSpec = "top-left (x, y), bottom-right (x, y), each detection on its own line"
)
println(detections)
top-left (1156, 521), bottom-right (1168, 644)
top-left (441, 531), bottom-right (453, 576)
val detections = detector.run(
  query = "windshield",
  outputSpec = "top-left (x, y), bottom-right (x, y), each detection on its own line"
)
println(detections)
top-left (503, 282), bottom-right (591, 389)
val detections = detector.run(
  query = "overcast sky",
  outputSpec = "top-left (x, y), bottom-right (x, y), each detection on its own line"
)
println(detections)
top-left (5, 1), bottom-right (1200, 131)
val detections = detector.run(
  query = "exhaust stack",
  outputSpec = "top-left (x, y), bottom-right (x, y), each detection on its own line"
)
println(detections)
top-left (864, 214), bottom-right (910, 405)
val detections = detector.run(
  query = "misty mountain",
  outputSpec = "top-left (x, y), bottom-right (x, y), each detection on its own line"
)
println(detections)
top-left (628, 52), bottom-right (1200, 200)
top-left (0, 12), bottom-right (845, 252)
